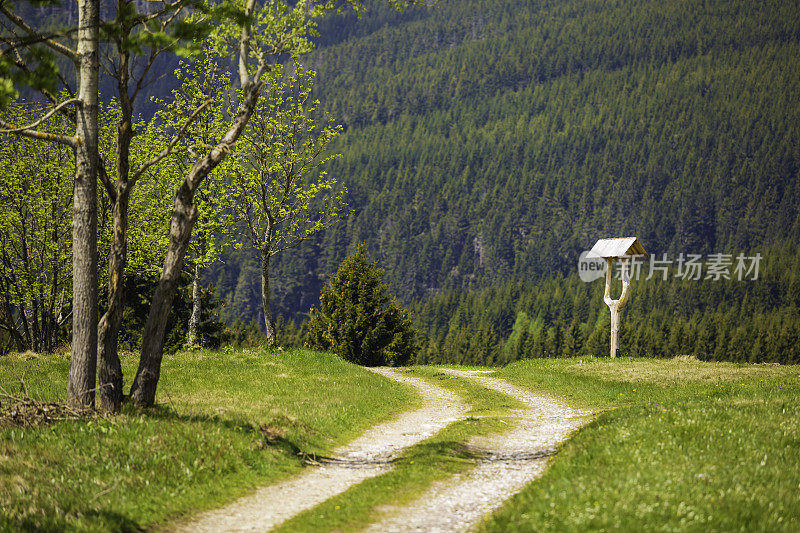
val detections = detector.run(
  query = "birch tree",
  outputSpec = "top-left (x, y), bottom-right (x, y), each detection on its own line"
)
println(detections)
top-left (1, 0), bottom-right (213, 410)
top-left (0, 0), bottom-right (100, 406)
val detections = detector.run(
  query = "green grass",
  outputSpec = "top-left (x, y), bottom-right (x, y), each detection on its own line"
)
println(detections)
top-left (4, 353), bottom-right (797, 532)
top-left (479, 357), bottom-right (800, 532)
top-left (276, 366), bottom-right (524, 532)
top-left (0, 348), bottom-right (416, 532)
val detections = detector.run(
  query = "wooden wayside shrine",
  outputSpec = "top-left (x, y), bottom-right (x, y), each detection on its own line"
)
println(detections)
top-left (587, 237), bottom-right (647, 358)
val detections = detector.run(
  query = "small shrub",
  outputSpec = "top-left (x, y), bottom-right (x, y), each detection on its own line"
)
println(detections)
top-left (306, 244), bottom-right (416, 366)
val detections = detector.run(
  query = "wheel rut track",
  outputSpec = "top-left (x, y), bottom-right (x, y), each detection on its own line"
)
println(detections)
top-left (170, 367), bottom-right (590, 532)
top-left (170, 367), bottom-right (468, 532)
top-left (365, 369), bottom-right (591, 532)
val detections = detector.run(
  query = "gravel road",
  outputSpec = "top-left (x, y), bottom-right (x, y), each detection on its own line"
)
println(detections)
top-left (170, 367), bottom-right (467, 533)
top-left (364, 369), bottom-right (591, 532)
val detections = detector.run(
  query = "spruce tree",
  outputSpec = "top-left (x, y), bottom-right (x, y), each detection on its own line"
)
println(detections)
top-left (306, 244), bottom-right (416, 366)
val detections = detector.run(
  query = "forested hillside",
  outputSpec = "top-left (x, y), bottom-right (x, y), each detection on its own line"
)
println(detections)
top-left (208, 0), bottom-right (800, 363)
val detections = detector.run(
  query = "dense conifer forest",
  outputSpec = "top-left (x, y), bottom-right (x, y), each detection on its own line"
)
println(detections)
top-left (11, 0), bottom-right (795, 363)
top-left (205, 0), bottom-right (800, 364)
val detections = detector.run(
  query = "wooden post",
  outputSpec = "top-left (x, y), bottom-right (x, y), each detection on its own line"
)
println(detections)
top-left (603, 257), bottom-right (630, 358)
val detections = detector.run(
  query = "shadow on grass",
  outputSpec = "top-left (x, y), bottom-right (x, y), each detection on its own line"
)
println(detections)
top-left (120, 401), bottom-right (309, 462)
top-left (7, 508), bottom-right (141, 533)
top-left (403, 440), bottom-right (486, 464)
top-left (1, 401), bottom-right (319, 533)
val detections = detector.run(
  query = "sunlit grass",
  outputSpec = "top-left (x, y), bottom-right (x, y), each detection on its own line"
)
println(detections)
top-left (0, 348), bottom-right (416, 531)
top-left (480, 357), bottom-right (800, 532)
top-left (564, 355), bottom-right (797, 386)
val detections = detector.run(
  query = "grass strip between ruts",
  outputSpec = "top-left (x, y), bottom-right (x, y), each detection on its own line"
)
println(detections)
top-left (275, 366), bottom-right (525, 532)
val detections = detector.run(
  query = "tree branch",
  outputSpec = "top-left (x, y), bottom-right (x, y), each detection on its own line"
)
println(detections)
top-left (0, 35), bottom-right (78, 121)
top-left (0, 118), bottom-right (78, 147)
top-left (0, 4), bottom-right (78, 62)
top-left (131, 98), bottom-right (212, 183)
top-left (0, 98), bottom-right (80, 133)
top-left (238, 0), bottom-right (259, 88)
top-left (98, 159), bottom-right (116, 202)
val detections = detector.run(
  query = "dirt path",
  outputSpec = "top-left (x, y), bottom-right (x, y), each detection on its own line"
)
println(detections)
top-left (171, 368), bottom-right (467, 533)
top-left (364, 369), bottom-right (591, 533)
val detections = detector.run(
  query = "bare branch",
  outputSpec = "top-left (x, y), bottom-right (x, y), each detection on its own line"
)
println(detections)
top-left (0, 98), bottom-right (80, 134)
top-left (130, 38), bottom-right (179, 103)
top-left (136, 0), bottom-right (185, 26)
top-left (0, 118), bottom-right (78, 147)
top-left (159, 3), bottom-right (188, 28)
top-left (56, 310), bottom-right (72, 327)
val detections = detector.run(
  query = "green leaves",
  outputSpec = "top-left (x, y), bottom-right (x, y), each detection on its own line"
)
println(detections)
top-left (226, 61), bottom-right (348, 256)
top-left (171, 20), bottom-right (216, 58)
top-left (139, 46), bottom-right (240, 271)
top-left (0, 99), bottom-right (74, 350)
top-left (0, 66), bottom-right (20, 108)
top-left (0, 46), bottom-right (59, 102)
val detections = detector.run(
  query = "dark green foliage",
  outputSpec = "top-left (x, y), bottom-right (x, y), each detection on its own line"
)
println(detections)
top-left (275, 315), bottom-right (307, 348)
top-left (306, 245), bottom-right (416, 366)
top-left (194, 286), bottom-right (231, 349)
top-left (115, 272), bottom-right (227, 352)
top-left (262, 0), bottom-right (800, 302)
top-left (205, 0), bottom-right (800, 365)
top-left (411, 245), bottom-right (800, 365)
top-left (226, 320), bottom-right (270, 348)
top-left (225, 316), bottom-right (306, 349)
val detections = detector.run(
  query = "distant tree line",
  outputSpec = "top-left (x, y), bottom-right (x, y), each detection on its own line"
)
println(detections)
top-left (411, 245), bottom-right (800, 365)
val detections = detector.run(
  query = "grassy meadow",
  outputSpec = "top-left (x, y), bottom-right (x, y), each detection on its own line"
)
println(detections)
top-left (481, 357), bottom-right (800, 532)
top-left (0, 348), bottom-right (416, 531)
top-left (2, 351), bottom-right (799, 532)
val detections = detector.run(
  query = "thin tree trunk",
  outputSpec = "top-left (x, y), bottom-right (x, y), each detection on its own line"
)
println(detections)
top-left (46, 215), bottom-right (61, 353)
top-left (0, 286), bottom-right (25, 352)
top-left (187, 263), bottom-right (201, 347)
top-left (97, 189), bottom-right (129, 412)
top-left (67, 0), bottom-right (100, 407)
top-left (130, 184), bottom-right (198, 405)
top-left (261, 253), bottom-right (275, 345)
top-left (17, 222), bottom-right (34, 350)
top-left (18, 301), bottom-right (31, 349)
top-left (130, 80), bottom-right (263, 407)
top-left (97, 41), bottom-right (133, 412)
top-left (31, 302), bottom-right (41, 352)
top-left (6, 261), bottom-right (33, 349)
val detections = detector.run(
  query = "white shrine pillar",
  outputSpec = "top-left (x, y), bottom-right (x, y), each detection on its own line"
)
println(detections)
top-left (603, 257), bottom-right (630, 358)
top-left (586, 237), bottom-right (647, 358)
